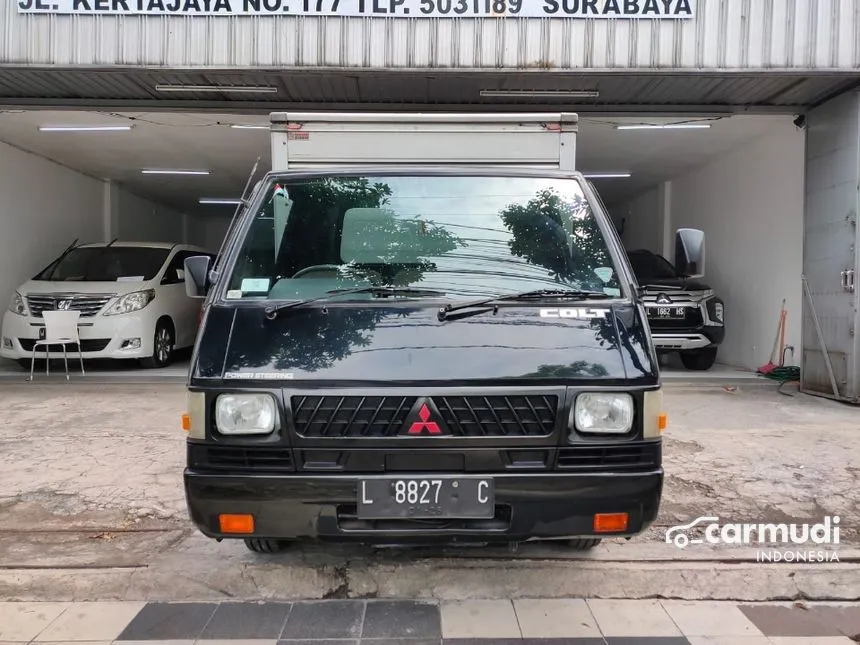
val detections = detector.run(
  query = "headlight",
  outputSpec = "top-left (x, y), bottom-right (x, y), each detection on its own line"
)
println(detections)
top-left (104, 290), bottom-right (155, 316)
top-left (8, 292), bottom-right (27, 316)
top-left (572, 393), bottom-right (634, 435)
top-left (215, 393), bottom-right (278, 435)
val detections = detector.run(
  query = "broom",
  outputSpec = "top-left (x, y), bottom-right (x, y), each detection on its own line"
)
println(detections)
top-left (758, 300), bottom-right (786, 375)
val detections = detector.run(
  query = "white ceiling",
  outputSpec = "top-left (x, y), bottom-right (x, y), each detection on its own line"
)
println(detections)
top-left (0, 109), bottom-right (791, 214)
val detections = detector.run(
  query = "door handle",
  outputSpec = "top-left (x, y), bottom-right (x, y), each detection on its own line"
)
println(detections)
top-left (847, 269), bottom-right (856, 293)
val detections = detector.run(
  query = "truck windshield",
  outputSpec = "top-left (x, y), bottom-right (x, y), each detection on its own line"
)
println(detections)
top-left (224, 174), bottom-right (623, 302)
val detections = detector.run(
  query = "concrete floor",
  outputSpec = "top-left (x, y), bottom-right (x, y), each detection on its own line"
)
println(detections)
top-left (0, 379), bottom-right (856, 603)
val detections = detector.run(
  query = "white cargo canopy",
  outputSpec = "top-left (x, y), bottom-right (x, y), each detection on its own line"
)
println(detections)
top-left (269, 112), bottom-right (578, 171)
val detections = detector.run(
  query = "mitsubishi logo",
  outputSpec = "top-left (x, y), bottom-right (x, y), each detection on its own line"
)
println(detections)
top-left (403, 399), bottom-right (447, 436)
top-left (656, 294), bottom-right (673, 305)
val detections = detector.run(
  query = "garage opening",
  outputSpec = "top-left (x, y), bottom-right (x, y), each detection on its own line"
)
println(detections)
top-left (0, 108), bottom-right (805, 381)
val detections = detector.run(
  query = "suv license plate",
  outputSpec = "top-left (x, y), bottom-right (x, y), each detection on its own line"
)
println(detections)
top-left (650, 306), bottom-right (686, 319)
top-left (357, 476), bottom-right (494, 520)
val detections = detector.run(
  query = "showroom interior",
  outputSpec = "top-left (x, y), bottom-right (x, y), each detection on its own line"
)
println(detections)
top-left (0, 95), bottom-right (822, 378)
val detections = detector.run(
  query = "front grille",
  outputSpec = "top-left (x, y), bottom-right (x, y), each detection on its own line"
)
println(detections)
top-left (291, 395), bottom-right (558, 438)
top-left (188, 444), bottom-right (294, 473)
top-left (26, 294), bottom-right (113, 318)
top-left (557, 442), bottom-right (661, 471)
top-left (19, 338), bottom-right (110, 352)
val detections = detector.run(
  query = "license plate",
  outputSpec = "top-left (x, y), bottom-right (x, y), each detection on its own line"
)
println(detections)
top-left (649, 306), bottom-right (686, 320)
top-left (357, 476), bottom-right (494, 520)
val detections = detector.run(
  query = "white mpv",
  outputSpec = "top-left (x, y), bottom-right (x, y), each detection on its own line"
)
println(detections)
top-left (1, 241), bottom-right (215, 369)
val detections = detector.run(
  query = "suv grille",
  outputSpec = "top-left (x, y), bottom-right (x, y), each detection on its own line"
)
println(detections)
top-left (291, 395), bottom-right (558, 438)
top-left (26, 294), bottom-right (113, 318)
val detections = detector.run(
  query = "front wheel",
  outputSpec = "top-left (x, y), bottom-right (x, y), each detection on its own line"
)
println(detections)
top-left (680, 347), bottom-right (718, 371)
top-left (139, 320), bottom-right (174, 369)
top-left (244, 538), bottom-right (289, 554)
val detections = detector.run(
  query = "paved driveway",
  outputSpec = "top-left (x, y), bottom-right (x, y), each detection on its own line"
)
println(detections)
top-left (0, 380), bottom-right (857, 602)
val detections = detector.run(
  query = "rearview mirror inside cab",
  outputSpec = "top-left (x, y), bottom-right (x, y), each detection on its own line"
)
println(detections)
top-left (184, 255), bottom-right (212, 298)
top-left (674, 228), bottom-right (705, 279)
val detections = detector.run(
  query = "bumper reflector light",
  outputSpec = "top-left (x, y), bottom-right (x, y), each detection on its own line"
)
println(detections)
top-left (658, 413), bottom-right (668, 432)
top-left (181, 413), bottom-right (190, 432)
top-left (219, 514), bottom-right (255, 534)
top-left (593, 512), bottom-right (629, 533)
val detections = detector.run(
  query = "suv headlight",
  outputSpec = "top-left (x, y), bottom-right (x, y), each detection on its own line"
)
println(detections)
top-left (572, 393), bottom-right (634, 435)
top-left (104, 289), bottom-right (155, 316)
top-left (215, 393), bottom-right (278, 435)
top-left (8, 292), bottom-right (27, 316)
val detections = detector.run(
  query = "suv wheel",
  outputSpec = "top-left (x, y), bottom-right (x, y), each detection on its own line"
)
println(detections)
top-left (140, 320), bottom-right (174, 369)
top-left (680, 347), bottom-right (718, 371)
top-left (567, 538), bottom-right (602, 550)
top-left (244, 538), bottom-right (288, 554)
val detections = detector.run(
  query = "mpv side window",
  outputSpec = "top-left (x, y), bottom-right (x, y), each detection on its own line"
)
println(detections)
top-left (162, 251), bottom-right (191, 285)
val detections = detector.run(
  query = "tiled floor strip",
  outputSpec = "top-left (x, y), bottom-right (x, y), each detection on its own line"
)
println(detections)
top-left (0, 600), bottom-right (858, 644)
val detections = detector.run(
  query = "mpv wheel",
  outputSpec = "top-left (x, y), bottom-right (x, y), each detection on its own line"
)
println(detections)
top-left (244, 538), bottom-right (288, 554)
top-left (567, 538), bottom-right (602, 550)
top-left (140, 320), bottom-right (174, 369)
top-left (680, 347), bottom-right (718, 371)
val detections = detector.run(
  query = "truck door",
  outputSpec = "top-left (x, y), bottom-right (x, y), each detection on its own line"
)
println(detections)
top-left (801, 91), bottom-right (860, 403)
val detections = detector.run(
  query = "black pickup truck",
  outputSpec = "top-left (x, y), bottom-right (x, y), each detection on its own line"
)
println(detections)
top-left (627, 248), bottom-right (725, 371)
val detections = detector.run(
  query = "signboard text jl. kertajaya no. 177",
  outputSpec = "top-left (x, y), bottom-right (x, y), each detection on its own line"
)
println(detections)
top-left (18, 0), bottom-right (695, 19)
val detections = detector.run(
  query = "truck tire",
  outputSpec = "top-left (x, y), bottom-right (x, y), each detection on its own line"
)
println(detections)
top-left (680, 347), bottom-right (718, 371)
top-left (244, 538), bottom-right (288, 554)
top-left (567, 538), bottom-right (602, 550)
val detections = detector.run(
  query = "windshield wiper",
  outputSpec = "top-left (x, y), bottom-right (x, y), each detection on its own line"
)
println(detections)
top-left (437, 288), bottom-right (614, 322)
top-left (264, 286), bottom-right (446, 319)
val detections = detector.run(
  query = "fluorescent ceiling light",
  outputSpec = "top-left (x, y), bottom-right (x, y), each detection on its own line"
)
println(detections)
top-left (199, 198), bottom-right (243, 205)
top-left (480, 89), bottom-right (599, 99)
top-left (583, 172), bottom-right (632, 179)
top-left (616, 123), bottom-right (712, 130)
top-left (39, 125), bottom-right (132, 132)
top-left (142, 169), bottom-right (211, 176)
top-left (155, 84), bottom-right (278, 94)
top-left (230, 124), bottom-right (268, 130)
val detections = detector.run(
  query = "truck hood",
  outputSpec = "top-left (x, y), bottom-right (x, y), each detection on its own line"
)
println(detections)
top-left (193, 303), bottom-right (657, 386)
top-left (17, 279), bottom-right (151, 297)
top-left (638, 276), bottom-right (712, 291)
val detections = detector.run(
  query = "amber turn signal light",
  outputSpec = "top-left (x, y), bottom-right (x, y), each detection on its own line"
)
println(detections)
top-left (219, 514), bottom-right (255, 534)
top-left (593, 512), bottom-right (629, 533)
top-left (181, 413), bottom-right (191, 432)
top-left (658, 413), bottom-right (668, 432)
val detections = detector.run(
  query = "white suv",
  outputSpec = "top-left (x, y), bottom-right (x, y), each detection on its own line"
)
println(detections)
top-left (1, 241), bottom-right (216, 369)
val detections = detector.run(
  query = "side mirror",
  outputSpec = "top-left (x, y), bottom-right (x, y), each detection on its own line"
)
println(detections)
top-left (674, 228), bottom-right (705, 278)
top-left (184, 255), bottom-right (212, 298)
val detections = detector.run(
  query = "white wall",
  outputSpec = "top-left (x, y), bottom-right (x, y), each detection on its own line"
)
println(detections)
top-left (670, 121), bottom-right (805, 370)
top-left (613, 186), bottom-right (662, 253)
top-left (187, 213), bottom-right (231, 253)
top-left (0, 141), bottom-right (187, 311)
top-left (110, 188), bottom-right (184, 243)
top-left (0, 141), bottom-right (105, 312)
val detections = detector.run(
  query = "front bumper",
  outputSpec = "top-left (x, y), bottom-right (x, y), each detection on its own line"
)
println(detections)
top-left (651, 326), bottom-right (725, 351)
top-left (184, 470), bottom-right (664, 544)
top-left (0, 310), bottom-right (155, 360)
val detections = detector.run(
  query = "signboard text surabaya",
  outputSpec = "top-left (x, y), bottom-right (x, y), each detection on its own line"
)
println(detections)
top-left (18, 0), bottom-right (695, 19)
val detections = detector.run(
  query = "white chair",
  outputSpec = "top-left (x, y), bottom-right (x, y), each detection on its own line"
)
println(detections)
top-left (28, 310), bottom-right (85, 381)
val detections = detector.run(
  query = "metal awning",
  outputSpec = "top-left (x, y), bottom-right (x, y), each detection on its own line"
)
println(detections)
top-left (0, 68), bottom-right (857, 114)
